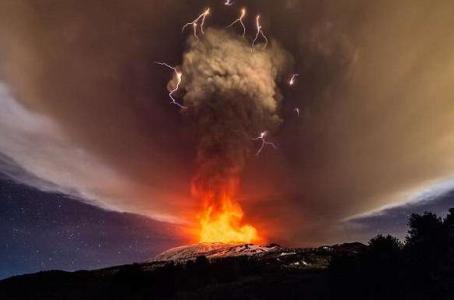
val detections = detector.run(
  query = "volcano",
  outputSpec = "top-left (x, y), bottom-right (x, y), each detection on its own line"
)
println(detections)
top-left (0, 242), bottom-right (367, 300)
top-left (151, 243), bottom-right (282, 262)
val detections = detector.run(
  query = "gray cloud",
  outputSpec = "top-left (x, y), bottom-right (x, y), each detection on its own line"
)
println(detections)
top-left (0, 0), bottom-right (454, 245)
top-left (0, 82), bottom-right (180, 222)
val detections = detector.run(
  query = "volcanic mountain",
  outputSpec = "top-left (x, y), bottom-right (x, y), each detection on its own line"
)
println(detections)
top-left (1, 211), bottom-right (452, 300)
top-left (0, 242), bottom-right (367, 300)
top-left (151, 243), bottom-right (283, 262)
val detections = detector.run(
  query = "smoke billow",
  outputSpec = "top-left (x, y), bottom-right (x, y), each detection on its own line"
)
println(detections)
top-left (173, 29), bottom-right (291, 201)
top-left (2, 0), bottom-right (454, 245)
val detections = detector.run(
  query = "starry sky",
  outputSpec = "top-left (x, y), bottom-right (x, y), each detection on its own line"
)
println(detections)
top-left (1, 0), bottom-right (454, 279)
top-left (2, 173), bottom-right (453, 280)
top-left (0, 177), bottom-right (182, 280)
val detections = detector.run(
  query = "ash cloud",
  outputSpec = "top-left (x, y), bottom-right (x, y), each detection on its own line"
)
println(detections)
top-left (0, 82), bottom-right (177, 222)
top-left (0, 0), bottom-right (454, 245)
top-left (175, 29), bottom-right (291, 196)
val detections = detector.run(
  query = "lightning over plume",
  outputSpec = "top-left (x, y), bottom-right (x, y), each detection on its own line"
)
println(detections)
top-left (154, 62), bottom-right (186, 109)
top-left (294, 107), bottom-right (300, 117)
top-left (182, 8), bottom-right (210, 39)
top-left (165, 29), bottom-right (291, 243)
top-left (227, 8), bottom-right (247, 37)
top-left (252, 15), bottom-right (268, 50)
top-left (289, 73), bottom-right (299, 86)
top-left (253, 131), bottom-right (277, 156)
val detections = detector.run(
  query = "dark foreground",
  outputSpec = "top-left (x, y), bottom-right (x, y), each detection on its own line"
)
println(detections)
top-left (1, 209), bottom-right (454, 300)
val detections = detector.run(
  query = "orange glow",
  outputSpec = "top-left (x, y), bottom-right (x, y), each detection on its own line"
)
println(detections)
top-left (192, 181), bottom-right (262, 244)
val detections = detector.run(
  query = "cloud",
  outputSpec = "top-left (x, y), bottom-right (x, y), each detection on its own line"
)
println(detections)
top-left (347, 180), bottom-right (454, 242)
top-left (0, 0), bottom-right (454, 245)
top-left (0, 82), bottom-right (183, 222)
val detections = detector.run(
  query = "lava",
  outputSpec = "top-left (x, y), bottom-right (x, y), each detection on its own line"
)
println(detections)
top-left (193, 182), bottom-right (262, 244)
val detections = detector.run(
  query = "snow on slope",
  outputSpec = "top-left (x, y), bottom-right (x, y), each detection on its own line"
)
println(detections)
top-left (152, 243), bottom-right (282, 262)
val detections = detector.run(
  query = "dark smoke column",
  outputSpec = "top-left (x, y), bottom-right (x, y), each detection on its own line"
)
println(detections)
top-left (169, 29), bottom-right (291, 243)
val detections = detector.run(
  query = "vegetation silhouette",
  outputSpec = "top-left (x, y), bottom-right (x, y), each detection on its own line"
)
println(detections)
top-left (330, 209), bottom-right (454, 299)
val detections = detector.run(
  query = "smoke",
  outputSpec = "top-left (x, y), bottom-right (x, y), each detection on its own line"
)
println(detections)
top-left (0, 82), bottom-right (179, 222)
top-left (174, 29), bottom-right (291, 200)
top-left (1, 0), bottom-right (454, 245)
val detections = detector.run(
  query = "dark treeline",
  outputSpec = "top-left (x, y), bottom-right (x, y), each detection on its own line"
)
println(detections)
top-left (1, 209), bottom-right (454, 300)
top-left (330, 208), bottom-right (454, 299)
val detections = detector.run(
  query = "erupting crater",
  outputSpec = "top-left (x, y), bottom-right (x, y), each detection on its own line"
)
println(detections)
top-left (192, 180), bottom-right (263, 245)
top-left (198, 194), bottom-right (261, 244)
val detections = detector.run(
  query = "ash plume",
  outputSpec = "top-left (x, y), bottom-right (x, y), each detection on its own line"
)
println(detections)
top-left (171, 29), bottom-right (291, 197)
top-left (2, 0), bottom-right (454, 245)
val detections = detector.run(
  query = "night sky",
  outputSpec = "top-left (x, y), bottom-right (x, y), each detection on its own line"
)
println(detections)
top-left (1, 171), bottom-right (453, 279)
top-left (1, 0), bottom-right (454, 279)
top-left (0, 177), bottom-right (182, 280)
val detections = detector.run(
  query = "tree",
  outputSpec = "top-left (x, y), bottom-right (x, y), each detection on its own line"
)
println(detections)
top-left (404, 212), bottom-right (448, 298)
top-left (406, 212), bottom-right (444, 247)
top-left (368, 234), bottom-right (402, 255)
top-left (445, 208), bottom-right (454, 239)
top-left (445, 208), bottom-right (454, 224)
top-left (359, 235), bottom-right (403, 297)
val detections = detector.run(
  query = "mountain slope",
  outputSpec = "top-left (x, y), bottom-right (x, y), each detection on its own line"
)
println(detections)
top-left (151, 243), bottom-right (282, 261)
top-left (0, 242), bottom-right (367, 300)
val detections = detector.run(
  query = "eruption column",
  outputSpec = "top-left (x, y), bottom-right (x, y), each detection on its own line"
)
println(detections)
top-left (167, 29), bottom-right (291, 243)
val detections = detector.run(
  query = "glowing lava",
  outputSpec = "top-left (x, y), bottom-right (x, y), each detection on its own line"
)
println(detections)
top-left (199, 196), bottom-right (259, 243)
top-left (193, 183), bottom-right (262, 244)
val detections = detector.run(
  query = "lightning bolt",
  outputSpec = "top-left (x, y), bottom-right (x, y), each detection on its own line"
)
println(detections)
top-left (289, 73), bottom-right (299, 86)
top-left (252, 15), bottom-right (268, 50)
top-left (191, 23), bottom-right (198, 39)
top-left (294, 107), bottom-right (300, 117)
top-left (227, 8), bottom-right (247, 37)
top-left (253, 131), bottom-right (277, 156)
top-left (182, 8), bottom-right (211, 39)
top-left (154, 62), bottom-right (186, 109)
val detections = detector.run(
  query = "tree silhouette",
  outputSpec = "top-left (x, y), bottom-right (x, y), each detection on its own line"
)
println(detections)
top-left (406, 212), bottom-right (444, 247)
top-left (445, 208), bottom-right (454, 239)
